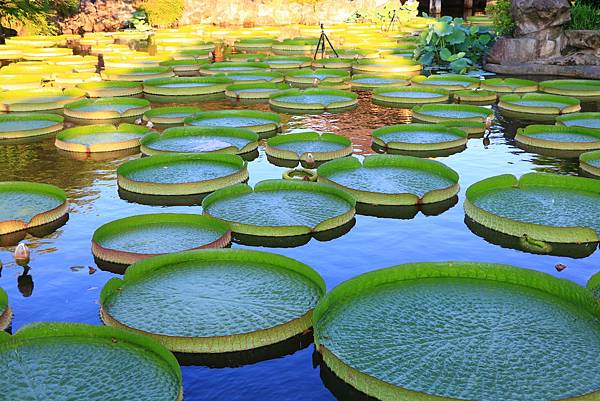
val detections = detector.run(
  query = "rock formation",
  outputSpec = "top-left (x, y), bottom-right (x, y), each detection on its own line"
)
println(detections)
top-left (59, 0), bottom-right (136, 34)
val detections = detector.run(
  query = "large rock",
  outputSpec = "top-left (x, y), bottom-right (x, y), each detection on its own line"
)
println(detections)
top-left (512, 0), bottom-right (571, 36)
top-left (486, 35), bottom-right (566, 64)
top-left (566, 30), bottom-right (600, 50)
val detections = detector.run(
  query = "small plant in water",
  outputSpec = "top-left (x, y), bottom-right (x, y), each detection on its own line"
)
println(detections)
top-left (14, 243), bottom-right (30, 267)
top-left (414, 16), bottom-right (494, 73)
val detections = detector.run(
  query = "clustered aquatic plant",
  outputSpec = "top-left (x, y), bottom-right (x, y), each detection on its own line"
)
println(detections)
top-left (414, 16), bottom-right (495, 73)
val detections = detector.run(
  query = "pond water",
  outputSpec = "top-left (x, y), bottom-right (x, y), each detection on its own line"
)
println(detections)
top-left (0, 81), bottom-right (599, 400)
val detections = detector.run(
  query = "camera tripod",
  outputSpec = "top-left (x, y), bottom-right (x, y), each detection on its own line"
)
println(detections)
top-left (313, 23), bottom-right (339, 60)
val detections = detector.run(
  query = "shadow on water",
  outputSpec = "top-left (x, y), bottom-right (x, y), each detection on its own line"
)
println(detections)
top-left (233, 218), bottom-right (356, 248)
top-left (356, 195), bottom-right (459, 219)
top-left (316, 350), bottom-right (377, 401)
top-left (175, 330), bottom-right (313, 368)
top-left (464, 216), bottom-right (599, 258)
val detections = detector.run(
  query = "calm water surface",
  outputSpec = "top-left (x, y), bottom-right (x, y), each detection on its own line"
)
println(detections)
top-left (0, 83), bottom-right (599, 400)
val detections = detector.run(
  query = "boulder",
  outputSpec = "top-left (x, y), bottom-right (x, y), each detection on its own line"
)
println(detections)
top-left (486, 35), bottom-right (565, 64)
top-left (566, 30), bottom-right (600, 50)
top-left (512, 0), bottom-right (571, 36)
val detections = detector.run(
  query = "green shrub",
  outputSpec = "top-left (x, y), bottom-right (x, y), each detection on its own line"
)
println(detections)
top-left (486, 0), bottom-right (515, 36)
top-left (138, 0), bottom-right (184, 27)
top-left (55, 0), bottom-right (80, 18)
top-left (566, 1), bottom-right (600, 30)
top-left (414, 16), bottom-right (495, 73)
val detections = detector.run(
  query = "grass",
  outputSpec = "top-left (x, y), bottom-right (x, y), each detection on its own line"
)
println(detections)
top-left (566, 1), bottom-right (600, 30)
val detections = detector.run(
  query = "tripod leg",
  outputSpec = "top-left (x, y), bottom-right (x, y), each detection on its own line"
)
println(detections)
top-left (313, 34), bottom-right (324, 60)
top-left (324, 33), bottom-right (339, 58)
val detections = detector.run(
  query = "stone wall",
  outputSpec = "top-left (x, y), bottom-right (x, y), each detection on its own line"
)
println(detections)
top-left (180, 0), bottom-right (381, 26)
top-left (59, 0), bottom-right (136, 34)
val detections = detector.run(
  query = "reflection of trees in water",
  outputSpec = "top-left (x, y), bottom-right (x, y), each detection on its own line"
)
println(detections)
top-left (0, 138), bottom-right (134, 207)
top-left (528, 154), bottom-right (580, 176)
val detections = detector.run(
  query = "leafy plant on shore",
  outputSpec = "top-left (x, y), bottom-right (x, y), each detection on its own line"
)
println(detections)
top-left (414, 16), bottom-right (495, 73)
top-left (566, 1), bottom-right (600, 30)
top-left (486, 0), bottom-right (515, 36)
top-left (137, 0), bottom-right (184, 27)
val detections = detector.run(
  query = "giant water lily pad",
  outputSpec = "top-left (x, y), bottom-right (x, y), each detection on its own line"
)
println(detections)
top-left (101, 67), bottom-right (174, 81)
top-left (185, 110), bottom-right (281, 137)
top-left (269, 88), bottom-right (358, 111)
top-left (556, 112), bottom-right (600, 130)
top-left (480, 78), bottom-right (538, 93)
top-left (352, 58), bottom-right (421, 76)
top-left (272, 38), bottom-right (319, 54)
top-left (199, 62), bottom-right (268, 75)
top-left (225, 82), bottom-right (290, 100)
top-left (64, 97), bottom-right (150, 120)
top-left (0, 87), bottom-right (85, 112)
top-left (235, 38), bottom-right (277, 51)
top-left (516, 124), bottom-right (600, 155)
top-left (202, 180), bottom-right (356, 237)
top-left (213, 71), bottom-right (284, 83)
top-left (159, 59), bottom-right (210, 74)
top-left (0, 287), bottom-right (11, 331)
top-left (143, 106), bottom-right (201, 124)
top-left (540, 79), bottom-right (600, 97)
top-left (266, 132), bottom-right (352, 162)
top-left (372, 123), bottom-right (468, 155)
top-left (117, 153), bottom-right (248, 196)
top-left (314, 261), bottom-right (600, 401)
top-left (92, 213), bottom-right (231, 265)
top-left (141, 126), bottom-right (259, 156)
top-left (0, 113), bottom-right (63, 140)
top-left (55, 123), bottom-right (151, 153)
top-left (465, 173), bottom-right (600, 245)
top-left (498, 93), bottom-right (581, 115)
top-left (0, 181), bottom-right (68, 235)
top-left (580, 150), bottom-right (600, 178)
top-left (142, 77), bottom-right (232, 96)
top-left (284, 69), bottom-right (350, 86)
top-left (77, 81), bottom-right (143, 97)
top-left (350, 74), bottom-right (410, 90)
top-left (453, 89), bottom-right (497, 104)
top-left (411, 74), bottom-right (480, 91)
top-left (373, 86), bottom-right (449, 105)
top-left (412, 104), bottom-right (494, 125)
top-left (100, 249), bottom-right (325, 352)
top-left (312, 58), bottom-right (354, 69)
top-left (0, 322), bottom-right (182, 401)
top-left (263, 56), bottom-right (312, 69)
top-left (317, 155), bottom-right (459, 205)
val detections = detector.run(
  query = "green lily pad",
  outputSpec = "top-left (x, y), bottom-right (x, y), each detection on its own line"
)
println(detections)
top-left (516, 124), bottom-right (600, 155)
top-left (373, 86), bottom-right (449, 105)
top-left (202, 179), bottom-right (356, 237)
top-left (465, 173), bottom-right (600, 245)
top-left (352, 58), bottom-right (422, 75)
top-left (263, 56), bottom-right (312, 69)
top-left (0, 113), bottom-right (63, 140)
top-left (100, 249), bottom-right (325, 352)
top-left (350, 74), bottom-right (410, 90)
top-left (411, 74), bottom-right (480, 90)
top-left (540, 79), bottom-right (600, 97)
top-left (269, 88), bottom-right (358, 111)
top-left (284, 69), bottom-right (350, 85)
top-left (234, 38), bottom-right (277, 51)
top-left (101, 67), bottom-right (174, 81)
top-left (117, 153), bottom-right (248, 196)
top-left (199, 62), bottom-right (269, 75)
top-left (64, 97), bottom-right (150, 120)
top-left (225, 82), bottom-right (290, 100)
top-left (76, 81), bottom-right (143, 97)
top-left (0, 181), bottom-right (68, 235)
top-left (0, 287), bottom-right (11, 331)
top-left (143, 106), bottom-right (201, 124)
top-left (92, 213), bottom-right (230, 265)
top-left (580, 150), bottom-right (600, 178)
top-left (499, 93), bottom-right (581, 115)
top-left (266, 132), bottom-right (352, 162)
top-left (317, 155), bottom-right (459, 205)
top-left (412, 104), bottom-right (494, 124)
top-left (140, 126), bottom-right (259, 156)
top-left (314, 261), bottom-right (600, 401)
top-left (0, 322), bottom-right (182, 401)
top-left (184, 110), bottom-right (281, 137)
top-left (213, 71), bottom-right (284, 83)
top-left (0, 87), bottom-right (85, 112)
top-left (142, 77), bottom-right (233, 96)
top-left (372, 123), bottom-right (468, 155)
top-left (55, 123), bottom-right (151, 153)
top-left (556, 112), bottom-right (600, 130)
top-left (481, 78), bottom-right (538, 93)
